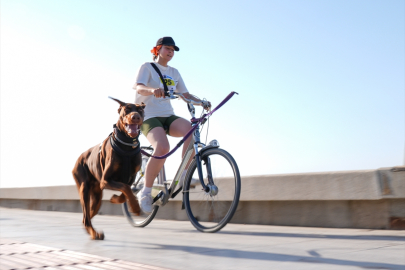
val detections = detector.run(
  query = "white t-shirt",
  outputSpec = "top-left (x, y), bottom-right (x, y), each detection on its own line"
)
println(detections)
top-left (135, 62), bottom-right (188, 121)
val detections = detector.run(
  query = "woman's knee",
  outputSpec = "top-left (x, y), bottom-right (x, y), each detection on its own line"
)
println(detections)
top-left (154, 142), bottom-right (170, 155)
top-left (146, 127), bottom-right (170, 154)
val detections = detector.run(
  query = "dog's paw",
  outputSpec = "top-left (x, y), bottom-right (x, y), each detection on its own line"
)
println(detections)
top-left (91, 231), bottom-right (104, 240)
top-left (130, 207), bottom-right (141, 216)
top-left (110, 194), bottom-right (125, 204)
top-left (96, 231), bottom-right (105, 240)
top-left (130, 203), bottom-right (141, 216)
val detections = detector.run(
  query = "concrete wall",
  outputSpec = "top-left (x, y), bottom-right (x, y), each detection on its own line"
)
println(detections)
top-left (1, 167), bottom-right (404, 229)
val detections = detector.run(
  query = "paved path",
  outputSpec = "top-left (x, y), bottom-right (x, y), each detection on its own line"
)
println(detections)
top-left (0, 208), bottom-right (404, 270)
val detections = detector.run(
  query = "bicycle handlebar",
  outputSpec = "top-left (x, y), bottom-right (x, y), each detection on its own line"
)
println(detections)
top-left (164, 91), bottom-right (211, 110)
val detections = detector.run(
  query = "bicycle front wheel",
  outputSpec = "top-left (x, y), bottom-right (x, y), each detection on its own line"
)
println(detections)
top-left (183, 148), bottom-right (241, 233)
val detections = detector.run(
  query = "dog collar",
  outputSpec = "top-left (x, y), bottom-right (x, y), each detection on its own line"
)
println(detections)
top-left (109, 135), bottom-right (140, 157)
top-left (113, 124), bottom-right (140, 148)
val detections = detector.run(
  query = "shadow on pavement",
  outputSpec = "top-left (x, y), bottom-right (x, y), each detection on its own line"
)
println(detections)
top-left (217, 230), bottom-right (405, 242)
top-left (141, 243), bottom-right (404, 269)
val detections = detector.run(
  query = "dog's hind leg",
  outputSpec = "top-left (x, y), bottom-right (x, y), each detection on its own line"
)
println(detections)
top-left (73, 160), bottom-right (104, 240)
top-left (79, 182), bottom-right (104, 240)
top-left (90, 183), bottom-right (103, 219)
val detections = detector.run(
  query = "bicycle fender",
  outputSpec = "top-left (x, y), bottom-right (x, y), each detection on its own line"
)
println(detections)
top-left (199, 144), bottom-right (220, 155)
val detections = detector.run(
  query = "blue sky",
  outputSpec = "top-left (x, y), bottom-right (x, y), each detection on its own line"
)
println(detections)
top-left (1, 0), bottom-right (404, 187)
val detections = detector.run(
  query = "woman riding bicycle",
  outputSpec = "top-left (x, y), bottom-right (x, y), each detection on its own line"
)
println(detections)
top-left (133, 36), bottom-right (210, 214)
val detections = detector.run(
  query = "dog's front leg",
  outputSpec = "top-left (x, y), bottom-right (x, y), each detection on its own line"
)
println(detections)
top-left (100, 157), bottom-right (141, 215)
top-left (110, 172), bottom-right (137, 204)
top-left (110, 193), bottom-right (126, 204)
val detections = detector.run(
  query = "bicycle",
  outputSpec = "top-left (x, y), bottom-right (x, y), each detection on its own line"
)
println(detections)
top-left (122, 91), bottom-right (240, 233)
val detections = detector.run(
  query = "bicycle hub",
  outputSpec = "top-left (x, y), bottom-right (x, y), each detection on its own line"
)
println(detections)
top-left (206, 184), bottom-right (219, 196)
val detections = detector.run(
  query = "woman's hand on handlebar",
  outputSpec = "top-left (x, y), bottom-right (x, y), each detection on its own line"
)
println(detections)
top-left (151, 88), bottom-right (165, 98)
top-left (176, 92), bottom-right (211, 110)
top-left (202, 100), bottom-right (211, 111)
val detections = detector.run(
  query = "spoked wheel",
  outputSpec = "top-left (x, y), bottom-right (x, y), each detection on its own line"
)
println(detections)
top-left (183, 148), bottom-right (241, 233)
top-left (122, 200), bottom-right (159, 227)
top-left (122, 149), bottom-right (160, 227)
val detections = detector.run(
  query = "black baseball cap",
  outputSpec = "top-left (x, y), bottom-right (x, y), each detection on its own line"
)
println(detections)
top-left (156, 37), bottom-right (179, 51)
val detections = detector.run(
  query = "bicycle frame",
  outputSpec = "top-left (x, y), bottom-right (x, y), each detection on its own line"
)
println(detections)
top-left (125, 91), bottom-right (239, 232)
top-left (151, 102), bottom-right (218, 206)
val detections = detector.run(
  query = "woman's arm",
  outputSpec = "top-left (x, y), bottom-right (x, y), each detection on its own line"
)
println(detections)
top-left (134, 83), bottom-right (165, 98)
top-left (182, 92), bottom-right (211, 110)
top-left (182, 92), bottom-right (200, 102)
top-left (133, 64), bottom-right (165, 98)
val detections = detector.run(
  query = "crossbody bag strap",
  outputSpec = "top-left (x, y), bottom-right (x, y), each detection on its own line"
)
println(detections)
top-left (150, 63), bottom-right (169, 94)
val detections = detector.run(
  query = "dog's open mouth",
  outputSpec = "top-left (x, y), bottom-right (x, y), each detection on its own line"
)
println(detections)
top-left (125, 124), bottom-right (140, 137)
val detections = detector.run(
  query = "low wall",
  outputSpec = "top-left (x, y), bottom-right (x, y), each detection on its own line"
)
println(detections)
top-left (1, 167), bottom-right (404, 229)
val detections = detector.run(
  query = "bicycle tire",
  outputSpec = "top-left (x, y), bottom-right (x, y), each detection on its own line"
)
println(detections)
top-left (183, 148), bottom-right (241, 233)
top-left (122, 202), bottom-right (159, 227)
top-left (122, 150), bottom-right (160, 227)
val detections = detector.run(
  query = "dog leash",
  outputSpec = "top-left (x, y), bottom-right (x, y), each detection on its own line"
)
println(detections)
top-left (140, 91), bottom-right (238, 159)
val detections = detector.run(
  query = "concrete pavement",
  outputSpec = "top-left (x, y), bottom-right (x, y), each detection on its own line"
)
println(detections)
top-left (0, 208), bottom-right (404, 269)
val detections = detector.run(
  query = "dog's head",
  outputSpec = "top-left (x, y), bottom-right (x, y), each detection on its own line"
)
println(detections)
top-left (109, 97), bottom-right (145, 138)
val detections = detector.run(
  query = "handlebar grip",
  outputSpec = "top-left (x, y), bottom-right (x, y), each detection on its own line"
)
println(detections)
top-left (202, 100), bottom-right (211, 109)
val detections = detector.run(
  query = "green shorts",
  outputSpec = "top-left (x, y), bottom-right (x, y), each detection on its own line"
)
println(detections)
top-left (140, 115), bottom-right (180, 137)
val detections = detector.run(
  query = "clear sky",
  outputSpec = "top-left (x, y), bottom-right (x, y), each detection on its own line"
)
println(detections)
top-left (1, 0), bottom-right (404, 188)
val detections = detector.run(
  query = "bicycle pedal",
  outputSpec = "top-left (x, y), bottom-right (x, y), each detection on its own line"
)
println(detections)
top-left (153, 190), bottom-right (164, 204)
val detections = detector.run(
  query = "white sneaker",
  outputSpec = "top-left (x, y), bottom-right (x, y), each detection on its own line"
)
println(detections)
top-left (136, 192), bottom-right (153, 214)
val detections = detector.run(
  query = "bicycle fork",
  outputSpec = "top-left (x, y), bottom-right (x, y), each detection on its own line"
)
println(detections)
top-left (192, 125), bottom-right (216, 194)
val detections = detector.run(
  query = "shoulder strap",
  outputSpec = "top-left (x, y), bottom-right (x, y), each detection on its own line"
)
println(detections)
top-left (150, 63), bottom-right (169, 94)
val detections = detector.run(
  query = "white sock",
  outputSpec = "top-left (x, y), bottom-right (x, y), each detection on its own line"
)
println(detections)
top-left (141, 187), bottom-right (152, 196)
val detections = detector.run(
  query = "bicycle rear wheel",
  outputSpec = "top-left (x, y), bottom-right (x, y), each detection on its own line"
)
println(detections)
top-left (122, 202), bottom-right (159, 227)
top-left (183, 148), bottom-right (241, 233)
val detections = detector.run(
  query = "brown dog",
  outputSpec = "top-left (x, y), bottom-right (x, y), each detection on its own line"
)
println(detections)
top-left (72, 98), bottom-right (145, 240)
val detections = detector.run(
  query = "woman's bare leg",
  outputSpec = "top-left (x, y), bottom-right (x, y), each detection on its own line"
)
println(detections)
top-left (144, 127), bottom-right (170, 188)
top-left (169, 118), bottom-right (193, 168)
top-left (144, 118), bottom-right (192, 189)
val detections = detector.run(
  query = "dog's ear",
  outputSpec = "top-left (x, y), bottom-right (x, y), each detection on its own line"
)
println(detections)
top-left (140, 102), bottom-right (146, 109)
top-left (108, 97), bottom-right (126, 113)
